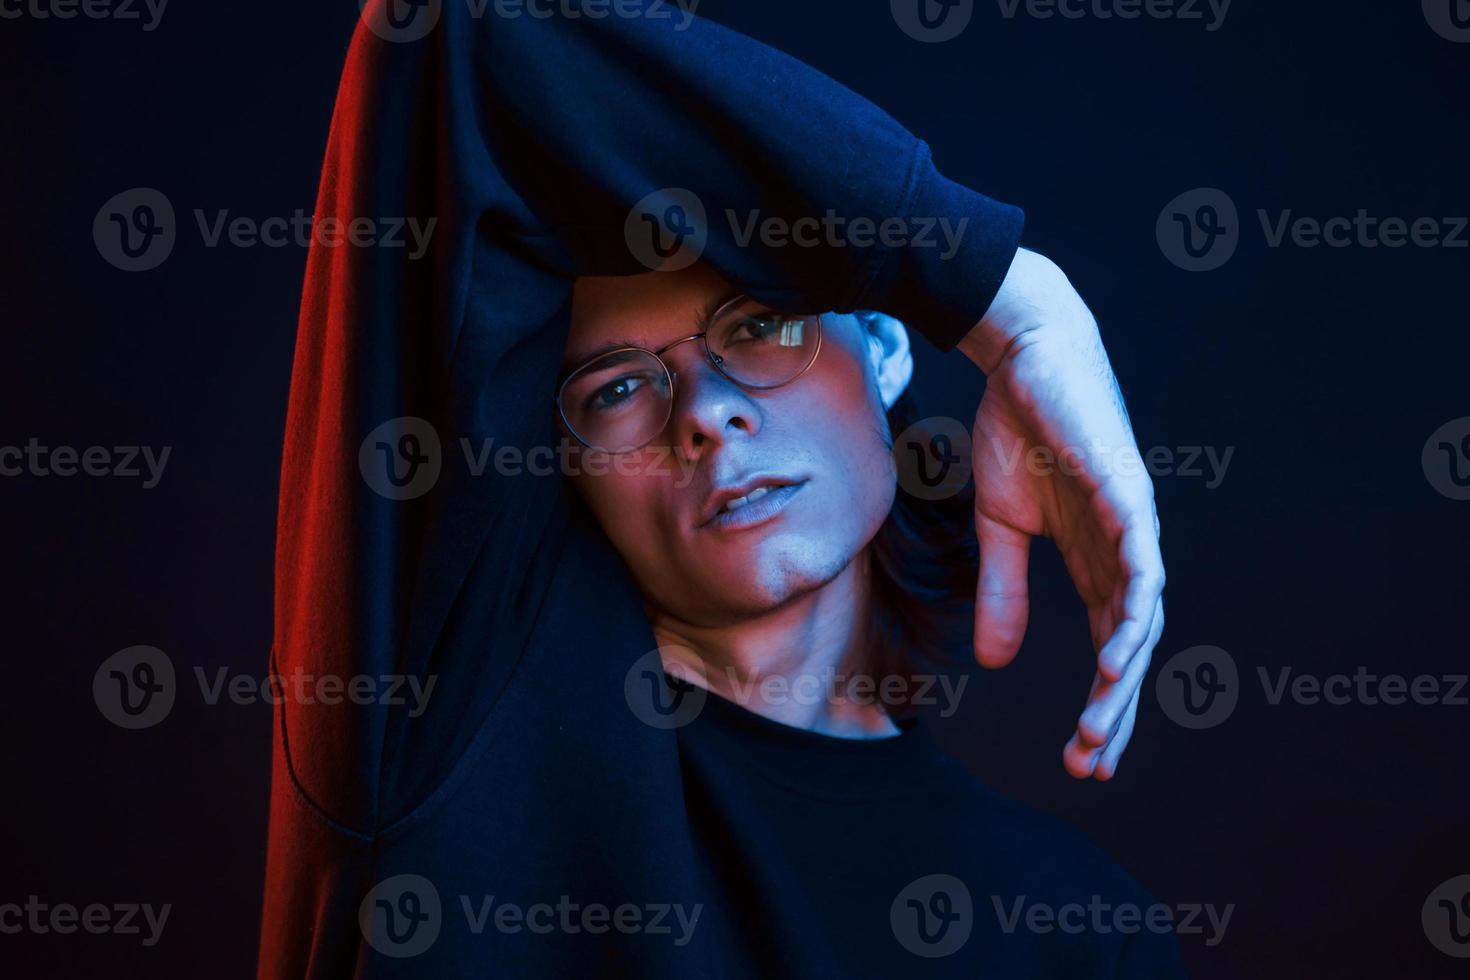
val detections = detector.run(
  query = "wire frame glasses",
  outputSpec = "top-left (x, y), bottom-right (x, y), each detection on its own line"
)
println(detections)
top-left (557, 296), bottom-right (824, 454)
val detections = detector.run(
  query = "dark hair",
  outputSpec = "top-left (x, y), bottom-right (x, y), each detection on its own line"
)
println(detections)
top-left (867, 376), bottom-right (980, 705)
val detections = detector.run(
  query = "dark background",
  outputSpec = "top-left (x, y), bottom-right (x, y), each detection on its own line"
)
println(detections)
top-left (3, 1), bottom-right (1466, 977)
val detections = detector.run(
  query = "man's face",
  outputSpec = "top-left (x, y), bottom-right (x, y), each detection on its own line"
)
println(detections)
top-left (563, 265), bottom-right (898, 628)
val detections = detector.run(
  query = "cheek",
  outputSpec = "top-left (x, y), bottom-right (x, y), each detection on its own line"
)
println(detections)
top-left (831, 430), bottom-right (898, 545)
top-left (570, 459), bottom-right (675, 569)
top-left (772, 364), bottom-right (897, 544)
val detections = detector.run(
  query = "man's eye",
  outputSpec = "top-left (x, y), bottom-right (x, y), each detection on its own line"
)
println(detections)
top-left (588, 375), bottom-right (646, 411)
top-left (727, 316), bottom-right (785, 345)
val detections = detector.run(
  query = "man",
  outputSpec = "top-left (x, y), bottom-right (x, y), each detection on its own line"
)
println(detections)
top-left (259, 1), bottom-right (1169, 974)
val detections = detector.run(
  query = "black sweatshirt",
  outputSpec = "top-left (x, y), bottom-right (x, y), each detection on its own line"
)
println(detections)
top-left (259, 2), bottom-right (1186, 976)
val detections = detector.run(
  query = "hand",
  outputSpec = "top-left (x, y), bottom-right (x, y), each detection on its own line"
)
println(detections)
top-left (957, 248), bottom-right (1165, 781)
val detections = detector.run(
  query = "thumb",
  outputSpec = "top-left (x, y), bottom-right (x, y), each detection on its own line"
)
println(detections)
top-left (974, 512), bottom-right (1032, 669)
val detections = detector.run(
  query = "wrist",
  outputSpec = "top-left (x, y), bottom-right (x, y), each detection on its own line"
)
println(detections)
top-left (957, 248), bottom-right (1095, 375)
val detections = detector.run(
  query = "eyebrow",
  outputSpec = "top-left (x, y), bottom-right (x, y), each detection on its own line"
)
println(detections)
top-left (559, 285), bottom-right (746, 379)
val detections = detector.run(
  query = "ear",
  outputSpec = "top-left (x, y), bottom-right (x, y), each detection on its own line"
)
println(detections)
top-left (863, 312), bottom-right (913, 410)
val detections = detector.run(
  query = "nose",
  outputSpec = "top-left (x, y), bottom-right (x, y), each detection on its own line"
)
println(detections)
top-left (663, 344), bottom-right (760, 463)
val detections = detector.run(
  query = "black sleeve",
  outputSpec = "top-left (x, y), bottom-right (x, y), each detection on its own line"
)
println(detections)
top-left (260, 3), bottom-right (1022, 975)
top-left (467, 1), bottom-right (1025, 350)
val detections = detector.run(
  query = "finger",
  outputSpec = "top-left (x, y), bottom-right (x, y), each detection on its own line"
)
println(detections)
top-left (1096, 512), bottom-right (1165, 682)
top-left (1062, 731), bottom-right (1100, 779)
top-left (1080, 595), bottom-right (1162, 743)
top-left (973, 513), bottom-right (1032, 669)
top-left (1093, 686), bottom-right (1141, 781)
top-left (1077, 597), bottom-right (1162, 746)
top-left (1087, 598), bottom-right (1119, 662)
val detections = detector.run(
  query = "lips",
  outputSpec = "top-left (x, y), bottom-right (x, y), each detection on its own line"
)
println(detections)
top-left (698, 475), bottom-right (803, 529)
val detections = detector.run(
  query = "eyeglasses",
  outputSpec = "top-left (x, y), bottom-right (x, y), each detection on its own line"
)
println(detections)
top-left (557, 296), bottom-right (824, 454)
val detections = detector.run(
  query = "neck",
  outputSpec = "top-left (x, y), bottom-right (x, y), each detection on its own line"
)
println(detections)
top-left (651, 548), bottom-right (900, 738)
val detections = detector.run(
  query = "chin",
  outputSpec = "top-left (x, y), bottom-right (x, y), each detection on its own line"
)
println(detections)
top-left (682, 539), bottom-right (856, 622)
